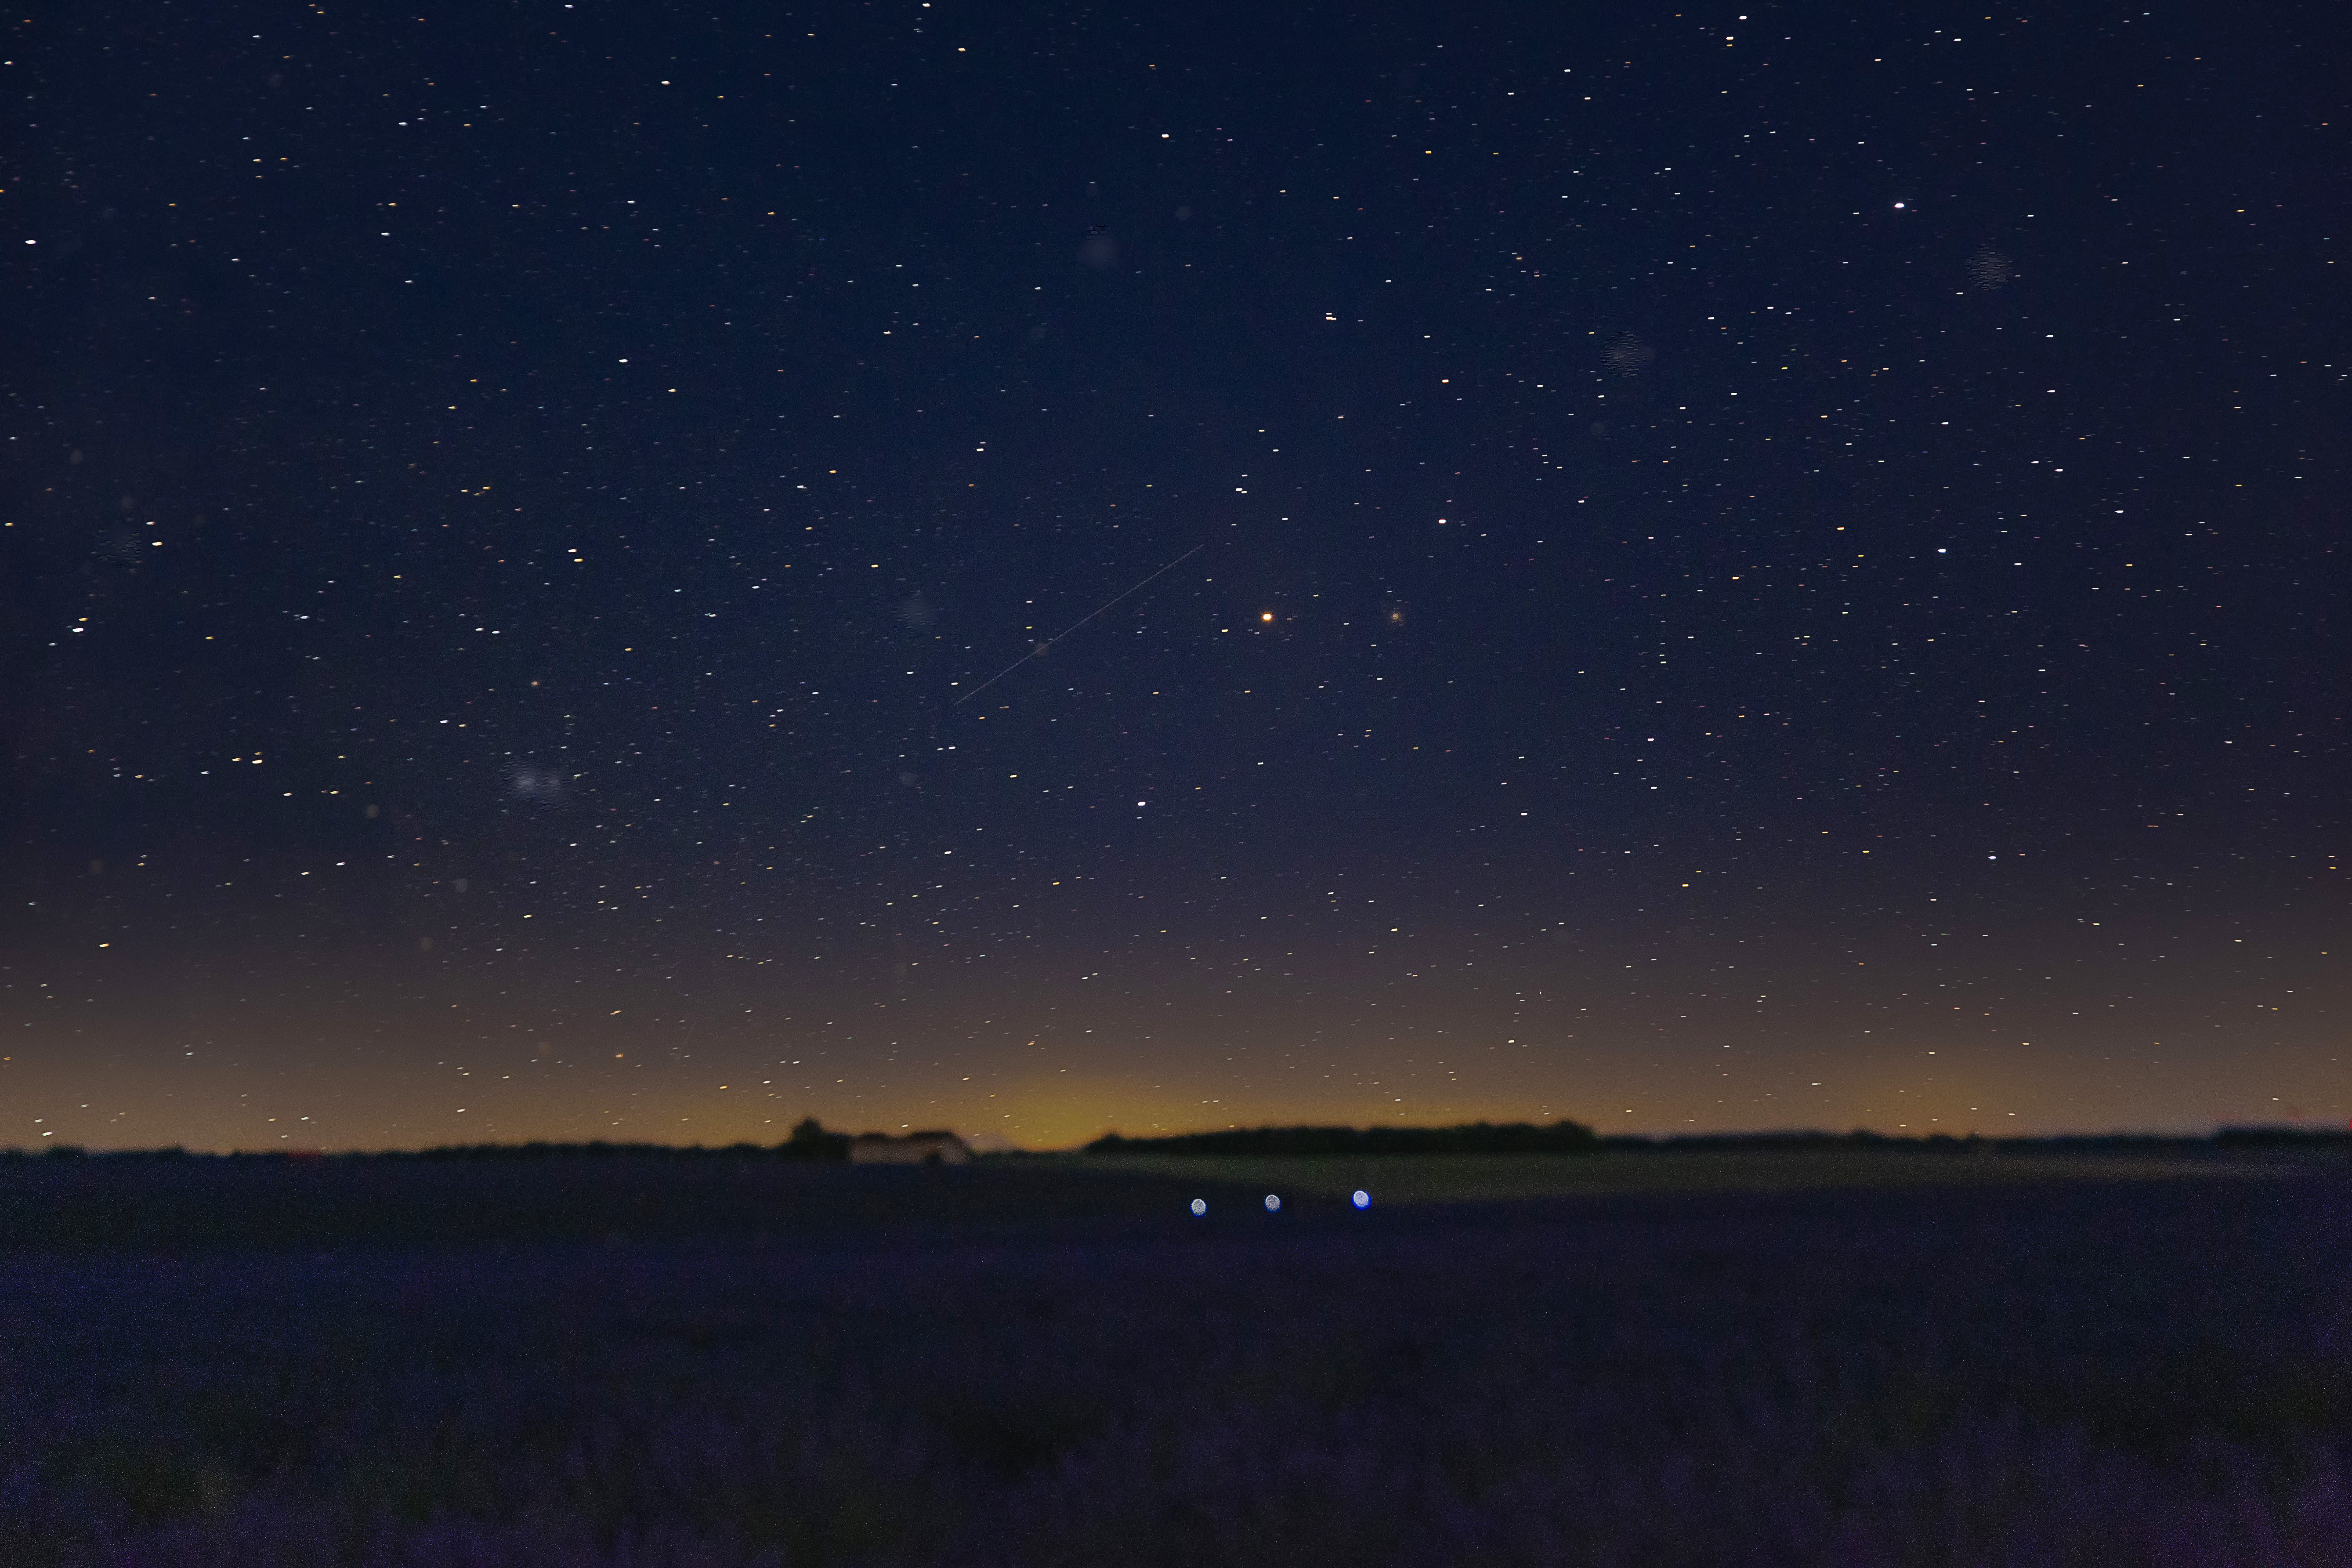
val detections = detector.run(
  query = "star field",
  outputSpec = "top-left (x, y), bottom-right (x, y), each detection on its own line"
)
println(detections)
top-left (2, 0), bottom-right (2348, 1150)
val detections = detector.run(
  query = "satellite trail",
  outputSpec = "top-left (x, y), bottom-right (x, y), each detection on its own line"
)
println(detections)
top-left (954, 543), bottom-right (1206, 706)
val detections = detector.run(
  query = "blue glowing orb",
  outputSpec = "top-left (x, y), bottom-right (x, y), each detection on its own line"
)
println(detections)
top-left (1352, 1189), bottom-right (1371, 1209)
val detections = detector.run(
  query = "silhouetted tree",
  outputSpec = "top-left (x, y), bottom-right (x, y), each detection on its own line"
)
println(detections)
top-left (783, 1117), bottom-right (851, 1162)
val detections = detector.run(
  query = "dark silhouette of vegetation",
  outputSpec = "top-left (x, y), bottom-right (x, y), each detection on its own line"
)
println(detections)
top-left (2212, 1125), bottom-right (2352, 1148)
top-left (784, 1116), bottom-right (852, 1161)
top-left (1080, 1123), bottom-right (2352, 1157)
top-left (0, 1120), bottom-right (2343, 1177)
top-left (2, 1121), bottom-right (2344, 1170)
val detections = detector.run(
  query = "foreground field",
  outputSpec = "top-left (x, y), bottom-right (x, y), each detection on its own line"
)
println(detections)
top-left (4, 1160), bottom-right (2350, 1566)
top-left (1070, 1144), bottom-right (2307, 1204)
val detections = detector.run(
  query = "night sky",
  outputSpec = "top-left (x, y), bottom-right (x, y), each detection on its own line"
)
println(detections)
top-left (5, 2), bottom-right (2348, 1152)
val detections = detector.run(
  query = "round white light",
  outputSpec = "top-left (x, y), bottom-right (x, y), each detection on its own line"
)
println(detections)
top-left (1189, 1198), bottom-right (1207, 1217)
top-left (1263, 1194), bottom-right (1281, 1213)
top-left (1352, 1190), bottom-right (1370, 1209)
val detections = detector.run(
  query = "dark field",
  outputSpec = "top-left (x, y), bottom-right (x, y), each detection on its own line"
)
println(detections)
top-left (5, 1155), bottom-right (2352, 1566)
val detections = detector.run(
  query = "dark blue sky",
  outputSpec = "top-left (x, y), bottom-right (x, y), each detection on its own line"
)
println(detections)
top-left (4, 0), bottom-right (2348, 1149)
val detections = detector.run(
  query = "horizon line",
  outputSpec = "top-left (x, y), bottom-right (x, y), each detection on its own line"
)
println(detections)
top-left (10, 1120), bottom-right (2345, 1159)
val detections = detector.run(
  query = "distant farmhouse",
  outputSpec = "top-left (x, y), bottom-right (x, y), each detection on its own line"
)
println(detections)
top-left (848, 1130), bottom-right (971, 1166)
